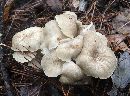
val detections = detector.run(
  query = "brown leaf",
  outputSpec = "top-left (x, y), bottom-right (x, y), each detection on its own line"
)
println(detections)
top-left (112, 9), bottom-right (130, 34)
top-left (106, 34), bottom-right (130, 52)
top-left (3, 0), bottom-right (14, 22)
top-left (107, 34), bottom-right (126, 43)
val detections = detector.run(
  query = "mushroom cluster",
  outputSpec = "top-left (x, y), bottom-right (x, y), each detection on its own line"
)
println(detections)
top-left (12, 11), bottom-right (117, 84)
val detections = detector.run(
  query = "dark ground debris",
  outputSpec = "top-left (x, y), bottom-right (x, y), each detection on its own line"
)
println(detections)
top-left (1, 0), bottom-right (130, 96)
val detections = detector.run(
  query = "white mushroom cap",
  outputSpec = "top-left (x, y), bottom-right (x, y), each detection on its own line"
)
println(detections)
top-left (56, 35), bottom-right (83, 62)
top-left (80, 22), bottom-right (96, 36)
top-left (12, 27), bottom-right (44, 52)
top-left (76, 20), bottom-right (83, 35)
top-left (12, 51), bottom-right (36, 63)
top-left (55, 12), bottom-right (78, 38)
top-left (44, 20), bottom-right (66, 50)
top-left (41, 50), bottom-right (64, 77)
top-left (63, 11), bottom-right (77, 19)
top-left (40, 43), bottom-right (50, 55)
top-left (39, 28), bottom-right (50, 55)
top-left (76, 30), bottom-right (117, 79)
top-left (59, 76), bottom-right (73, 84)
top-left (60, 61), bottom-right (83, 84)
top-left (76, 22), bottom-right (96, 37)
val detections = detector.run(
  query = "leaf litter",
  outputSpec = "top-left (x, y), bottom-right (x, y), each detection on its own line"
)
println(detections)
top-left (1, 0), bottom-right (130, 95)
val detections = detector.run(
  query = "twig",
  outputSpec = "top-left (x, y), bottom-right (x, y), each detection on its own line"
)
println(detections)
top-left (117, 20), bottom-right (130, 31)
top-left (90, 1), bottom-right (97, 21)
top-left (85, 0), bottom-right (96, 17)
top-left (103, 0), bottom-right (116, 15)
top-left (99, 0), bottom-right (116, 30)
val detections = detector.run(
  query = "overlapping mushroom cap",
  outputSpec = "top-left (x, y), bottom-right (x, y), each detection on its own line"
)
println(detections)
top-left (12, 27), bottom-right (44, 52)
top-left (59, 61), bottom-right (83, 84)
top-left (41, 50), bottom-right (64, 77)
top-left (12, 11), bottom-right (117, 84)
top-left (44, 20), bottom-right (66, 50)
top-left (12, 27), bottom-right (45, 63)
top-left (76, 24), bottom-right (117, 79)
top-left (56, 35), bottom-right (83, 62)
top-left (55, 11), bottom-right (78, 38)
top-left (12, 52), bottom-right (36, 63)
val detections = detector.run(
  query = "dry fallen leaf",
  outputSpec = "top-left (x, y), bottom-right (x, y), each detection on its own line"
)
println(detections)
top-left (106, 34), bottom-right (130, 52)
top-left (111, 51), bottom-right (130, 88)
top-left (3, 0), bottom-right (14, 22)
top-left (112, 9), bottom-right (130, 34)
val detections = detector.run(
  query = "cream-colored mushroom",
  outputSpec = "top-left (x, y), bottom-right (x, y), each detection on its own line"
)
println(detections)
top-left (12, 51), bottom-right (36, 63)
top-left (76, 22), bottom-right (96, 36)
top-left (56, 35), bottom-right (83, 62)
top-left (44, 20), bottom-right (66, 50)
top-left (59, 61), bottom-right (83, 84)
top-left (55, 12), bottom-right (78, 38)
top-left (11, 10), bottom-right (118, 83)
top-left (80, 22), bottom-right (96, 36)
top-left (41, 50), bottom-right (64, 77)
top-left (12, 27), bottom-right (44, 52)
top-left (76, 29), bottom-right (117, 79)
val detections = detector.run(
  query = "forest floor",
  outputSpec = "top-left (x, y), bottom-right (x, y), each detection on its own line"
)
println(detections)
top-left (1, 0), bottom-right (130, 96)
